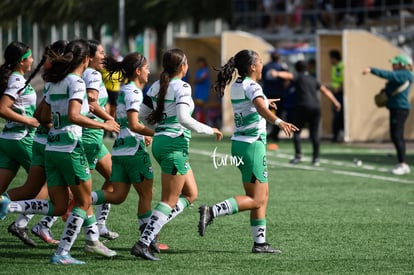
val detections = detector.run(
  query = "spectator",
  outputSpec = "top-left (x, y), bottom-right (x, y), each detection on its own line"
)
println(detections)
top-left (287, 0), bottom-right (303, 32)
top-left (317, 0), bottom-right (334, 28)
top-left (301, 0), bottom-right (317, 33)
top-left (362, 54), bottom-right (413, 175)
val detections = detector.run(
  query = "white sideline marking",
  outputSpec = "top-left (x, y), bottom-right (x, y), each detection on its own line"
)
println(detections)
top-left (191, 149), bottom-right (414, 185)
top-left (273, 152), bottom-right (390, 172)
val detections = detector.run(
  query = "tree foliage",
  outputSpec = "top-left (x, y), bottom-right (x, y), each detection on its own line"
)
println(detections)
top-left (0, 0), bottom-right (232, 63)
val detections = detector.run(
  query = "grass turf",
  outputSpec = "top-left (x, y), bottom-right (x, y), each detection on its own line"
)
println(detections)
top-left (0, 135), bottom-right (413, 274)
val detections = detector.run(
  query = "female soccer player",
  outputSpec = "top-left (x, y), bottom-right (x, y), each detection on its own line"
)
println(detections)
top-left (198, 49), bottom-right (298, 253)
top-left (91, 51), bottom-right (157, 248)
top-left (130, 48), bottom-right (222, 261)
top-left (0, 41), bottom-right (39, 246)
top-left (83, 39), bottom-right (118, 240)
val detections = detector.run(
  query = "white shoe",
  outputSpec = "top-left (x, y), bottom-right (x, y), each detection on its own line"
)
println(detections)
top-left (391, 163), bottom-right (411, 175)
top-left (100, 230), bottom-right (119, 240)
top-left (84, 241), bottom-right (117, 257)
top-left (31, 223), bottom-right (59, 244)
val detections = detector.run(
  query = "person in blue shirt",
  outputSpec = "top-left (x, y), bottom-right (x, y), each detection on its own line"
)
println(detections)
top-left (362, 54), bottom-right (413, 175)
top-left (193, 57), bottom-right (211, 123)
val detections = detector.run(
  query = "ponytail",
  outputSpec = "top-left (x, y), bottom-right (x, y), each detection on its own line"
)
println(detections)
top-left (146, 48), bottom-right (185, 124)
top-left (147, 71), bottom-right (169, 124)
top-left (213, 49), bottom-right (258, 97)
top-left (213, 57), bottom-right (236, 97)
top-left (103, 55), bottom-right (124, 82)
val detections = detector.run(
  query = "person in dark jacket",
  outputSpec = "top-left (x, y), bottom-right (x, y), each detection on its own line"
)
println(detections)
top-left (269, 60), bottom-right (341, 166)
top-left (261, 50), bottom-right (289, 141)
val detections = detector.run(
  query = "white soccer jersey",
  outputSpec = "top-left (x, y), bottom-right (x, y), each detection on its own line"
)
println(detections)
top-left (0, 72), bottom-right (37, 140)
top-left (147, 78), bottom-right (194, 139)
top-left (112, 81), bottom-right (145, 156)
top-left (33, 82), bottom-right (51, 145)
top-left (45, 74), bottom-right (89, 152)
top-left (82, 68), bottom-right (108, 142)
top-left (82, 67), bottom-right (108, 120)
top-left (231, 77), bottom-right (268, 143)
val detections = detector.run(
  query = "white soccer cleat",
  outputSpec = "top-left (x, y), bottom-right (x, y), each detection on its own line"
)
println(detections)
top-left (84, 241), bottom-right (117, 257)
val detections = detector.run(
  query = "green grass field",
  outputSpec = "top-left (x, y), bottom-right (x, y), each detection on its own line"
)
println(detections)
top-left (0, 135), bottom-right (413, 274)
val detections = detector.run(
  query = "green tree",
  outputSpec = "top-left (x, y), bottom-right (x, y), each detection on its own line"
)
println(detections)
top-left (0, 0), bottom-right (232, 65)
top-left (0, 0), bottom-right (80, 45)
top-left (124, 0), bottom-right (188, 66)
top-left (124, 0), bottom-right (231, 66)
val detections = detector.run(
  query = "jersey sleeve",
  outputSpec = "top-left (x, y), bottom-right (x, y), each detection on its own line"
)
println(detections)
top-left (175, 82), bottom-right (192, 105)
top-left (176, 103), bottom-right (214, 135)
top-left (245, 81), bottom-right (264, 102)
top-left (125, 90), bottom-right (143, 113)
top-left (69, 78), bottom-right (87, 102)
top-left (84, 70), bottom-right (102, 91)
top-left (4, 75), bottom-right (25, 100)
